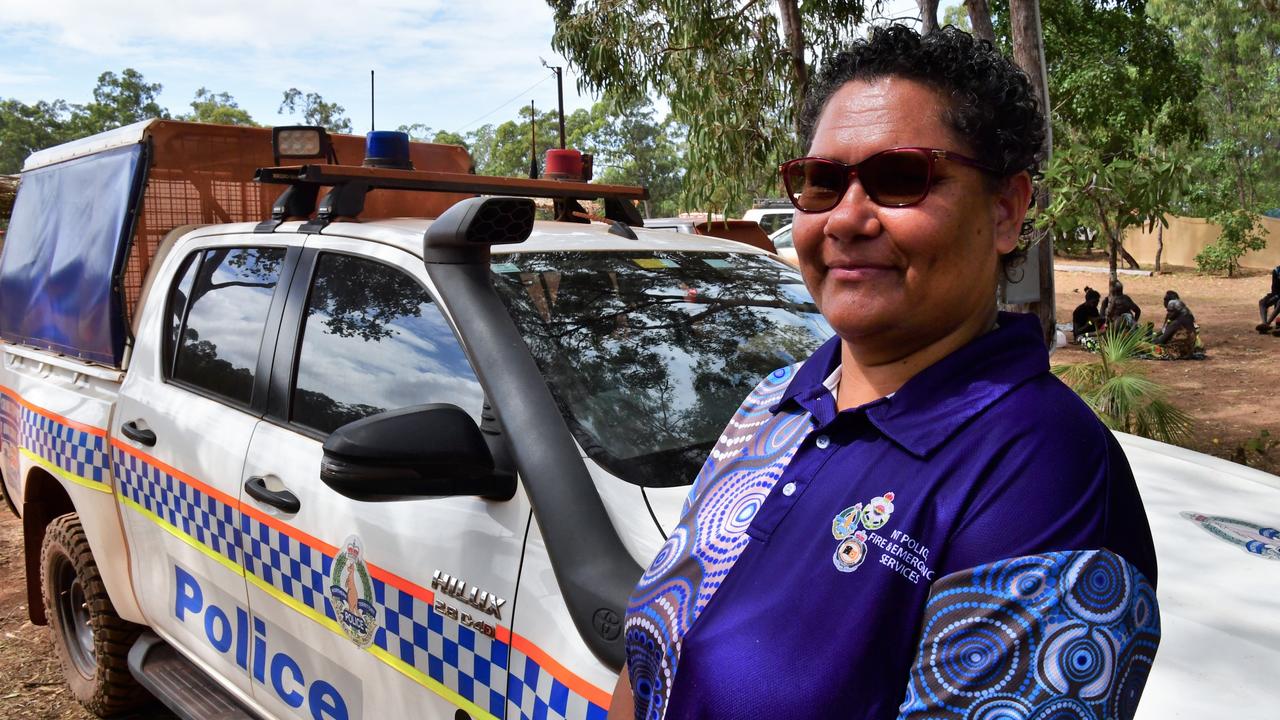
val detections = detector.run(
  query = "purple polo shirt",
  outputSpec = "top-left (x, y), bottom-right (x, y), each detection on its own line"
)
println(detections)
top-left (624, 312), bottom-right (1158, 720)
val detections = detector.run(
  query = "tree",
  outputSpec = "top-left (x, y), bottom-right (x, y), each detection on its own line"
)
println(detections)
top-left (997, 0), bottom-right (1203, 287)
top-left (0, 99), bottom-right (77, 174)
top-left (279, 89), bottom-right (352, 134)
top-left (1149, 0), bottom-right (1280, 214)
top-left (587, 100), bottom-right (685, 217)
top-left (547, 0), bottom-right (870, 213)
top-left (396, 124), bottom-right (469, 148)
top-left (75, 69), bottom-right (169, 135)
top-left (1194, 208), bottom-right (1268, 276)
top-left (183, 88), bottom-right (257, 126)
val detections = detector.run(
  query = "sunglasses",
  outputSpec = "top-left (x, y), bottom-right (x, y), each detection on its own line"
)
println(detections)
top-left (779, 147), bottom-right (998, 213)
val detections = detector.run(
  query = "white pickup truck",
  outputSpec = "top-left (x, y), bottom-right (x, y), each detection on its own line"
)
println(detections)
top-left (1, 121), bottom-right (1277, 720)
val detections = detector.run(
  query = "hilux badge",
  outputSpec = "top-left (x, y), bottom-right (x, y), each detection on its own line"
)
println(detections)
top-left (328, 535), bottom-right (378, 647)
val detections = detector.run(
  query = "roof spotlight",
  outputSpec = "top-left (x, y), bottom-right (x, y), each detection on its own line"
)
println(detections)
top-left (272, 125), bottom-right (337, 165)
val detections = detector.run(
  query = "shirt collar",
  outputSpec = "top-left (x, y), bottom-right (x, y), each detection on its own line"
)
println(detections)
top-left (772, 312), bottom-right (1050, 457)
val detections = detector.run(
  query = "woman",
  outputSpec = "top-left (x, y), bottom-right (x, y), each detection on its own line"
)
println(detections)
top-left (614, 26), bottom-right (1159, 720)
top-left (1155, 289), bottom-right (1198, 357)
top-left (1072, 286), bottom-right (1103, 341)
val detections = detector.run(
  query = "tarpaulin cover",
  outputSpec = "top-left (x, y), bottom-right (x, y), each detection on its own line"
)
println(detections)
top-left (0, 144), bottom-right (143, 366)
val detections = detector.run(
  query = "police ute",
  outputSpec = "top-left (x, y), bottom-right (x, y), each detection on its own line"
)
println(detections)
top-left (0, 120), bottom-right (1276, 720)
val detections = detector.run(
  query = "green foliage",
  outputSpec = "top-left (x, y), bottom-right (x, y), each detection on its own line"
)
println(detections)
top-left (1194, 208), bottom-right (1267, 276)
top-left (452, 98), bottom-right (686, 216)
top-left (546, 0), bottom-right (869, 214)
top-left (183, 88), bottom-right (257, 126)
top-left (0, 99), bottom-right (77, 174)
top-left (0, 69), bottom-right (171, 173)
top-left (1053, 325), bottom-right (1193, 443)
top-left (75, 69), bottom-right (169, 135)
top-left (1149, 0), bottom-right (1280, 215)
top-left (279, 88), bottom-right (351, 134)
top-left (1004, 0), bottom-right (1202, 282)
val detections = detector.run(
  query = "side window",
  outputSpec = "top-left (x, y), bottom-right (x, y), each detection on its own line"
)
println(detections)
top-left (164, 252), bottom-right (201, 376)
top-left (290, 253), bottom-right (484, 435)
top-left (172, 247), bottom-right (287, 406)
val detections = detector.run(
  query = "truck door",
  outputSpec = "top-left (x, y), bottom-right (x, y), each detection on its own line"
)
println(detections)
top-left (114, 236), bottom-right (302, 701)
top-left (238, 237), bottom-right (530, 720)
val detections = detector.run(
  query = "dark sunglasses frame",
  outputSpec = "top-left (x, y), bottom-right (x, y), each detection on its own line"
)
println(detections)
top-left (778, 147), bottom-right (999, 213)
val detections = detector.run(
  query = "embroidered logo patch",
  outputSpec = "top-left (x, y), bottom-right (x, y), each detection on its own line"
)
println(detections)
top-left (831, 491), bottom-right (896, 573)
top-left (327, 535), bottom-right (379, 647)
top-left (1182, 511), bottom-right (1280, 560)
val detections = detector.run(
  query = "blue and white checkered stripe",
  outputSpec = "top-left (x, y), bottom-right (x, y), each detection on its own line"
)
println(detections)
top-left (507, 650), bottom-right (608, 720)
top-left (113, 447), bottom-right (243, 567)
top-left (239, 513), bottom-right (512, 718)
top-left (378, 582), bottom-right (509, 718)
top-left (117, 451), bottom-right (609, 720)
top-left (20, 408), bottom-right (110, 485)
top-left (240, 514), bottom-right (335, 622)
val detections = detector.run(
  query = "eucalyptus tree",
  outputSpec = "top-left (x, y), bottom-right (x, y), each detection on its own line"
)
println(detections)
top-left (547, 0), bottom-right (872, 213)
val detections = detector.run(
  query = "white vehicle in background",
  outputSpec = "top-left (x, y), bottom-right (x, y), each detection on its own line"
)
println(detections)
top-left (742, 202), bottom-right (794, 235)
top-left (769, 223), bottom-right (797, 266)
top-left (640, 216), bottom-right (697, 234)
top-left (0, 121), bottom-right (1275, 720)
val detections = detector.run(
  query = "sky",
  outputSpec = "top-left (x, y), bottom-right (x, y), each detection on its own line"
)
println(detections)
top-left (0, 0), bottom-right (954, 138)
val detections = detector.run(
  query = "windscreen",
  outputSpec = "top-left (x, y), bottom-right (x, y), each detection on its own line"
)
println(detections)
top-left (491, 251), bottom-right (833, 488)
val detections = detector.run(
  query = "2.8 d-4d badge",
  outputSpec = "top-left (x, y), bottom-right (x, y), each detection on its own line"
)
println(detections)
top-left (328, 535), bottom-right (379, 647)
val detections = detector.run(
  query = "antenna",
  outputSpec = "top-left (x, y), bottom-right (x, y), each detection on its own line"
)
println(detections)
top-left (370, 70), bottom-right (376, 131)
top-left (529, 100), bottom-right (538, 179)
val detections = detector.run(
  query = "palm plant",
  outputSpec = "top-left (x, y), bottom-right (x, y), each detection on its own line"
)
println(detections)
top-left (1053, 325), bottom-right (1194, 444)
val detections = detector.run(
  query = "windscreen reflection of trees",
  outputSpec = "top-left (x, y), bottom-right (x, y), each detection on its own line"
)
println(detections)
top-left (492, 252), bottom-right (831, 487)
top-left (174, 248), bottom-right (284, 405)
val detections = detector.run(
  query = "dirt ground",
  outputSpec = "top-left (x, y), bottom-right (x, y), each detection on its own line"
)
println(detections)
top-left (1055, 257), bottom-right (1280, 474)
top-left (1, 259), bottom-right (1278, 718)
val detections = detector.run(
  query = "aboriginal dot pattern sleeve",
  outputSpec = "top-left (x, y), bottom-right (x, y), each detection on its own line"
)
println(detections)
top-left (897, 550), bottom-right (1160, 720)
top-left (624, 366), bottom-right (811, 720)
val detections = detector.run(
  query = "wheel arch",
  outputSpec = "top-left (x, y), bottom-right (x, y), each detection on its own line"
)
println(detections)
top-left (23, 465), bottom-right (75, 625)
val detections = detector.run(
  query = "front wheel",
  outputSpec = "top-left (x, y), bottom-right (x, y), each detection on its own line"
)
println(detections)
top-left (41, 513), bottom-right (149, 716)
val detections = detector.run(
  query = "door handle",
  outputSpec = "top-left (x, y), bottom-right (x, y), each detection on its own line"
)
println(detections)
top-left (244, 476), bottom-right (301, 514)
top-left (121, 420), bottom-right (156, 446)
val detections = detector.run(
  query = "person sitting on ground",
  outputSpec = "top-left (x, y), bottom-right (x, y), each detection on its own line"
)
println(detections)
top-left (1101, 279), bottom-right (1141, 330)
top-left (1071, 286), bottom-right (1102, 342)
top-left (1154, 289), bottom-right (1198, 356)
top-left (1257, 264), bottom-right (1280, 333)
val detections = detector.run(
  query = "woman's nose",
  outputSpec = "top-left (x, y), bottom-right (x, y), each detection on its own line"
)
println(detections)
top-left (823, 179), bottom-right (882, 241)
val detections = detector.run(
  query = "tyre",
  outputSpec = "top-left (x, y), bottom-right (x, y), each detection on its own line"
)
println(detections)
top-left (41, 513), bottom-right (149, 716)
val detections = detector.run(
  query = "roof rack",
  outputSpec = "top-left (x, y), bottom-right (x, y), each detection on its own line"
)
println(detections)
top-left (254, 163), bottom-right (648, 232)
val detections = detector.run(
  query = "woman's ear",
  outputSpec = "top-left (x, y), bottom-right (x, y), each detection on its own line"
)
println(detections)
top-left (992, 172), bottom-right (1034, 255)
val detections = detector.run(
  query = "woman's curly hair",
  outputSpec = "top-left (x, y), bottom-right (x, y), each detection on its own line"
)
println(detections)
top-left (799, 24), bottom-right (1047, 186)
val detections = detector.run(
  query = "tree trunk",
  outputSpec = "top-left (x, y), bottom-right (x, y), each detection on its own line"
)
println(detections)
top-left (1009, 0), bottom-right (1055, 343)
top-left (777, 0), bottom-right (808, 141)
top-left (1154, 223), bottom-right (1164, 273)
top-left (918, 0), bottom-right (941, 34)
top-left (1095, 200), bottom-right (1119, 288)
top-left (965, 0), bottom-right (996, 43)
top-left (1120, 246), bottom-right (1140, 270)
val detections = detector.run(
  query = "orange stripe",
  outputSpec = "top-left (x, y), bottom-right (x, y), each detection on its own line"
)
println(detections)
top-left (102, 411), bottom-right (609, 708)
top-left (0, 384), bottom-right (108, 437)
top-left (509, 631), bottom-right (612, 708)
top-left (109, 438), bottom-right (240, 509)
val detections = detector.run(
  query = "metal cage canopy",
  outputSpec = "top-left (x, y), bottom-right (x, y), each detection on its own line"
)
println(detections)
top-left (0, 120), bottom-right (474, 368)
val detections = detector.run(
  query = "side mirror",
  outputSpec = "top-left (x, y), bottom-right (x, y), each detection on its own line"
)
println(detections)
top-left (320, 404), bottom-right (513, 501)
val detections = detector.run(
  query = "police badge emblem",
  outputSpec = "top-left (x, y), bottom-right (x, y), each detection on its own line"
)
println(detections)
top-left (328, 535), bottom-right (379, 647)
top-left (832, 503), bottom-right (863, 539)
top-left (834, 531), bottom-right (868, 572)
